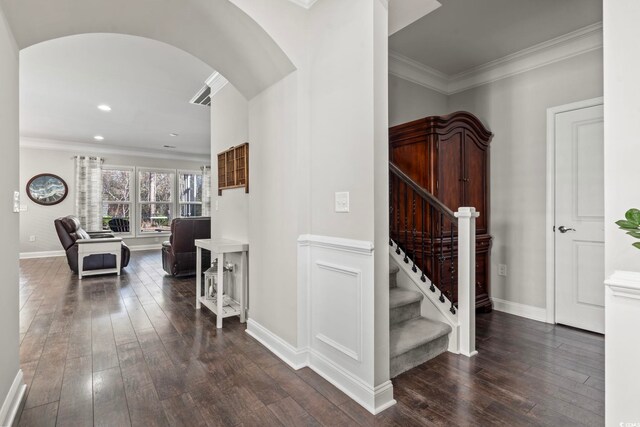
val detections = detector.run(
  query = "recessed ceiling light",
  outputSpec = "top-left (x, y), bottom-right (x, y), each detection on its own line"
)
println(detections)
top-left (94, 135), bottom-right (104, 141)
top-left (97, 104), bottom-right (112, 112)
top-left (169, 133), bottom-right (179, 137)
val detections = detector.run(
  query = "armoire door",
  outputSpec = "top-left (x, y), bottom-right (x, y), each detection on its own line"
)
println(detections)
top-left (463, 131), bottom-right (488, 234)
top-left (437, 130), bottom-right (464, 213)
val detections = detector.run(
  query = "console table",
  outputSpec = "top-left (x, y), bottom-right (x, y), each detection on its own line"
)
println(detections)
top-left (195, 238), bottom-right (249, 328)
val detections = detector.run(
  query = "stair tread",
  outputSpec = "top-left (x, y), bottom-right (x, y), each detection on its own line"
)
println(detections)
top-left (390, 317), bottom-right (452, 358)
top-left (389, 288), bottom-right (423, 309)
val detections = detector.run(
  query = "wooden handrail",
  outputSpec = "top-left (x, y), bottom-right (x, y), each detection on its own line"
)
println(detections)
top-left (389, 162), bottom-right (457, 222)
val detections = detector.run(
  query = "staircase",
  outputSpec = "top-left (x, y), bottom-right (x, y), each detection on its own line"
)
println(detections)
top-left (389, 264), bottom-right (451, 378)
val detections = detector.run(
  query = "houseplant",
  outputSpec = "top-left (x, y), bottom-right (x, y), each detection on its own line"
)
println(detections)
top-left (615, 208), bottom-right (640, 250)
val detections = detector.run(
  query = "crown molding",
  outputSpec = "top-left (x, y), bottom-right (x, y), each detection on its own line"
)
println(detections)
top-left (286, 0), bottom-right (319, 9)
top-left (205, 71), bottom-right (229, 98)
top-left (389, 51), bottom-right (450, 94)
top-left (20, 137), bottom-right (210, 163)
top-left (389, 22), bottom-right (603, 95)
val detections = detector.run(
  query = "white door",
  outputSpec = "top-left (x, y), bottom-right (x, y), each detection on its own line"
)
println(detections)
top-left (555, 104), bottom-right (604, 334)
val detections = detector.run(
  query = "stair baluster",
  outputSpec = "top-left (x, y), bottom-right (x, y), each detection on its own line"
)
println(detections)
top-left (403, 182), bottom-right (409, 263)
top-left (450, 222), bottom-right (456, 314)
top-left (420, 198), bottom-right (426, 282)
top-left (439, 212), bottom-right (445, 303)
top-left (411, 194), bottom-right (417, 272)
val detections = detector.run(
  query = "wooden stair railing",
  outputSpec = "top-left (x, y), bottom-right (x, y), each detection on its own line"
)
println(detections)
top-left (389, 161), bottom-right (478, 356)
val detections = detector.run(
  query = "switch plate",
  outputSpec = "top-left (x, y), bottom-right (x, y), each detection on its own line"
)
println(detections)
top-left (335, 192), bottom-right (349, 213)
top-left (498, 264), bottom-right (507, 277)
top-left (13, 191), bottom-right (20, 213)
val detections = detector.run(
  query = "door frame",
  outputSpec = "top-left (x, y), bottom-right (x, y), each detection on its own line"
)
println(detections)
top-left (545, 96), bottom-right (603, 324)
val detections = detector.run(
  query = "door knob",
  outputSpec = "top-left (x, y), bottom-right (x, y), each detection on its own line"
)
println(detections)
top-left (558, 226), bottom-right (576, 233)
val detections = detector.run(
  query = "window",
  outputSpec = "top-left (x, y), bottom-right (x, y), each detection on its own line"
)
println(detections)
top-left (138, 169), bottom-right (175, 233)
top-left (178, 170), bottom-right (203, 217)
top-left (102, 168), bottom-right (133, 234)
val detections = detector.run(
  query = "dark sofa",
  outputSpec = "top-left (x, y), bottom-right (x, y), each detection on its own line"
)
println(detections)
top-left (162, 217), bottom-right (211, 276)
top-left (54, 215), bottom-right (130, 274)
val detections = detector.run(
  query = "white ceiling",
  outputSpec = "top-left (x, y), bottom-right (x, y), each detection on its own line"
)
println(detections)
top-left (389, 0), bottom-right (602, 75)
top-left (20, 33), bottom-right (213, 157)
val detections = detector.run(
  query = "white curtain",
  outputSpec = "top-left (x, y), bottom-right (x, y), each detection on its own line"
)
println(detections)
top-left (75, 156), bottom-right (103, 230)
top-left (201, 165), bottom-right (212, 217)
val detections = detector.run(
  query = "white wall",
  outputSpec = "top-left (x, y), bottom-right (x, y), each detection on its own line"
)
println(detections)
top-left (604, 1), bottom-right (640, 423)
top-left (0, 4), bottom-right (21, 421)
top-left (19, 144), bottom-right (208, 254)
top-left (389, 74), bottom-right (448, 126)
top-left (447, 49), bottom-right (603, 310)
top-left (210, 83), bottom-right (249, 242)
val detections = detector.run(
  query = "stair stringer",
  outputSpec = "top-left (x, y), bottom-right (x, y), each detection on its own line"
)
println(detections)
top-left (389, 245), bottom-right (460, 354)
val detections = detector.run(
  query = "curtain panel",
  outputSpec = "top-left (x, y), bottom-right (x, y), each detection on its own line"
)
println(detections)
top-left (74, 156), bottom-right (103, 231)
top-left (201, 165), bottom-right (212, 216)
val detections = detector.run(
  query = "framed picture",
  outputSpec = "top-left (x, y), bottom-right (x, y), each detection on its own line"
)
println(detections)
top-left (26, 173), bottom-right (68, 206)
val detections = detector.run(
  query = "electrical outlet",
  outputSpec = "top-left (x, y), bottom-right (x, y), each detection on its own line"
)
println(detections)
top-left (29, 235), bottom-right (36, 242)
top-left (498, 264), bottom-right (507, 277)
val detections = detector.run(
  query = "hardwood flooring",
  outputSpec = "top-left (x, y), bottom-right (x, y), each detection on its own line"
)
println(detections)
top-left (17, 252), bottom-right (604, 426)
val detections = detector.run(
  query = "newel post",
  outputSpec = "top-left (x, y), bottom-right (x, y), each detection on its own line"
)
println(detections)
top-left (455, 207), bottom-right (479, 357)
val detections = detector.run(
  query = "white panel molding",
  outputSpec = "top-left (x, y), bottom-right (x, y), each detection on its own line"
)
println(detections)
top-left (297, 234), bottom-right (374, 255)
top-left (19, 250), bottom-right (66, 259)
top-left (20, 137), bottom-right (210, 163)
top-left (205, 72), bottom-right (229, 98)
top-left (297, 234), bottom-right (395, 414)
top-left (315, 260), bottom-right (362, 362)
top-left (246, 319), bottom-right (308, 369)
top-left (605, 271), bottom-right (640, 301)
top-left (0, 370), bottom-right (26, 427)
top-left (390, 22), bottom-right (602, 95)
top-left (492, 298), bottom-right (547, 323)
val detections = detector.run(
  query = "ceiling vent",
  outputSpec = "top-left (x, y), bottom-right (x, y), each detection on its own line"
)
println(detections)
top-left (190, 85), bottom-right (211, 107)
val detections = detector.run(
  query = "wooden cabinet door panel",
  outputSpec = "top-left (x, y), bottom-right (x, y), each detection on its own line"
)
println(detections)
top-left (437, 131), bottom-right (464, 212)
top-left (464, 132), bottom-right (488, 233)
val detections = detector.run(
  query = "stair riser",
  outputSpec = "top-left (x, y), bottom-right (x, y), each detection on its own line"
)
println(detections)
top-left (390, 334), bottom-right (449, 378)
top-left (390, 301), bottom-right (421, 326)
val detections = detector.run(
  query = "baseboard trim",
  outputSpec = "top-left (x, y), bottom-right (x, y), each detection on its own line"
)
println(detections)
top-left (128, 244), bottom-right (163, 252)
top-left (20, 243), bottom-right (161, 259)
top-left (246, 319), bottom-right (396, 415)
top-left (492, 298), bottom-right (547, 323)
top-left (0, 370), bottom-right (26, 427)
top-left (19, 250), bottom-right (65, 259)
top-left (246, 319), bottom-right (307, 370)
top-left (308, 350), bottom-right (396, 415)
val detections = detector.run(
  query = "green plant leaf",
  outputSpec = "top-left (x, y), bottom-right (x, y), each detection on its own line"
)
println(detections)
top-left (633, 242), bottom-right (640, 250)
top-left (616, 220), bottom-right (639, 230)
top-left (626, 209), bottom-right (640, 225)
top-left (627, 231), bottom-right (640, 239)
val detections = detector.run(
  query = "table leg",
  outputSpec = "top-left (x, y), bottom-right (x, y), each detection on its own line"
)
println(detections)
top-left (196, 246), bottom-right (202, 309)
top-left (78, 250), bottom-right (83, 280)
top-left (240, 251), bottom-right (247, 323)
top-left (216, 253), bottom-right (224, 329)
top-left (116, 251), bottom-right (121, 276)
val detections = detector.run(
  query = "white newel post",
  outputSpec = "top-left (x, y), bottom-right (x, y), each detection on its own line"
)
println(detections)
top-left (455, 207), bottom-right (478, 357)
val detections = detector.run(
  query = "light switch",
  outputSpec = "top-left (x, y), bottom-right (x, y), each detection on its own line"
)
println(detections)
top-left (335, 192), bottom-right (349, 213)
top-left (13, 191), bottom-right (20, 213)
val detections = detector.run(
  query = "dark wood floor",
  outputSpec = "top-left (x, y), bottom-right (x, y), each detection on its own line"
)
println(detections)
top-left (17, 251), bottom-right (604, 426)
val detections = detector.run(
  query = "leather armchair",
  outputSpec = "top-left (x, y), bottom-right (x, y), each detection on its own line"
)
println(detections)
top-left (55, 215), bottom-right (130, 275)
top-left (162, 217), bottom-right (211, 276)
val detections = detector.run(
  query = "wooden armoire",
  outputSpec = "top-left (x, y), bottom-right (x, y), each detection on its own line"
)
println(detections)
top-left (389, 111), bottom-right (493, 311)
